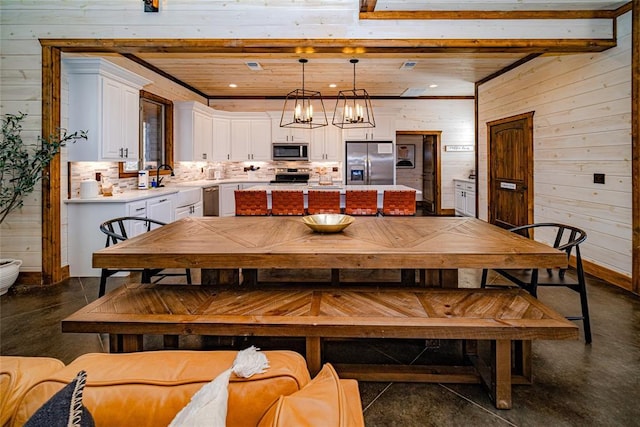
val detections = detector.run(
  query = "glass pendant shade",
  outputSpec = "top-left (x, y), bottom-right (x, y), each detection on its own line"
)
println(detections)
top-left (280, 59), bottom-right (328, 129)
top-left (332, 59), bottom-right (375, 129)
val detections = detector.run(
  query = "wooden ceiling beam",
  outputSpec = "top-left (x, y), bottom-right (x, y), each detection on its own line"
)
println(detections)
top-left (40, 38), bottom-right (616, 54)
top-left (360, 3), bottom-right (633, 20)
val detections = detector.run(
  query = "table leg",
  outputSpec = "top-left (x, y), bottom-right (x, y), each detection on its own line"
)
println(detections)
top-left (493, 339), bottom-right (512, 409)
top-left (306, 337), bottom-right (322, 376)
top-left (421, 269), bottom-right (459, 288)
top-left (110, 334), bottom-right (143, 353)
top-left (401, 269), bottom-right (416, 285)
top-left (201, 269), bottom-right (240, 285)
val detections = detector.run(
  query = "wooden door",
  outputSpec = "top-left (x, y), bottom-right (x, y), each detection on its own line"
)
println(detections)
top-left (422, 134), bottom-right (438, 214)
top-left (488, 112), bottom-right (534, 230)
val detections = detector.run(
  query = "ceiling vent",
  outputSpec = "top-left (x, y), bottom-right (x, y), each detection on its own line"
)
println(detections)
top-left (400, 61), bottom-right (418, 70)
top-left (245, 61), bottom-right (263, 71)
top-left (400, 88), bottom-right (427, 97)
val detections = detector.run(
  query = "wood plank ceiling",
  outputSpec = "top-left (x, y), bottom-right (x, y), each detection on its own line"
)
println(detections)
top-left (60, 1), bottom-right (630, 99)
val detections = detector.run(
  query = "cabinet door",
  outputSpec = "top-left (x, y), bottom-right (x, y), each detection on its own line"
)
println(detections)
top-left (127, 201), bottom-right (148, 237)
top-left (147, 195), bottom-right (174, 226)
top-left (309, 126), bottom-right (326, 161)
top-left (343, 127), bottom-right (368, 141)
top-left (454, 188), bottom-right (466, 216)
top-left (175, 205), bottom-right (190, 221)
top-left (100, 78), bottom-right (125, 159)
top-left (212, 116), bottom-right (231, 161)
top-left (122, 85), bottom-right (140, 160)
top-left (219, 184), bottom-right (238, 217)
top-left (465, 190), bottom-right (476, 217)
top-left (230, 120), bottom-right (251, 161)
top-left (323, 125), bottom-right (342, 161)
top-left (271, 117), bottom-right (291, 143)
top-left (372, 115), bottom-right (396, 140)
top-left (250, 119), bottom-right (272, 161)
top-left (194, 110), bottom-right (214, 161)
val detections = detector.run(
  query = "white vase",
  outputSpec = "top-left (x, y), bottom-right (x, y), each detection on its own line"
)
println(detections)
top-left (0, 259), bottom-right (22, 295)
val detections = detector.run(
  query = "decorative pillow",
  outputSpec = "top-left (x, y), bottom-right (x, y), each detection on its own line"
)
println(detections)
top-left (24, 370), bottom-right (94, 427)
top-left (258, 363), bottom-right (357, 427)
top-left (169, 346), bottom-right (269, 427)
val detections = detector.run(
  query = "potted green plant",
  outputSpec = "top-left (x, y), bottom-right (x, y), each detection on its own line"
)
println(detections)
top-left (0, 112), bottom-right (86, 294)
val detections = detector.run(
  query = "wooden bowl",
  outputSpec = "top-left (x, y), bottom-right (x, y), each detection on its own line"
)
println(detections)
top-left (302, 214), bottom-right (355, 233)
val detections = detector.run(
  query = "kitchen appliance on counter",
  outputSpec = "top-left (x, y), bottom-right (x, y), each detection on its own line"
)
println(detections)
top-left (345, 141), bottom-right (394, 185)
top-left (272, 143), bottom-right (309, 161)
top-left (269, 168), bottom-right (310, 185)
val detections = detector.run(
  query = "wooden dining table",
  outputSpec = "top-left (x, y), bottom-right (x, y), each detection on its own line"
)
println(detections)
top-left (92, 215), bottom-right (569, 284)
top-left (83, 215), bottom-right (577, 409)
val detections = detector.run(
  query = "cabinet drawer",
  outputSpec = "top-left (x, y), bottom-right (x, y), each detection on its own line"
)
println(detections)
top-left (464, 183), bottom-right (475, 191)
top-left (128, 201), bottom-right (147, 216)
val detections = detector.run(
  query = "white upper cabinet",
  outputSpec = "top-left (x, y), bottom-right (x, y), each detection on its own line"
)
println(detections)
top-left (175, 101), bottom-right (215, 161)
top-left (212, 113), bottom-right (232, 161)
top-left (64, 58), bottom-right (151, 162)
top-left (268, 112), bottom-right (310, 143)
top-left (343, 114), bottom-right (396, 141)
top-left (230, 114), bottom-right (271, 161)
top-left (310, 125), bottom-right (342, 161)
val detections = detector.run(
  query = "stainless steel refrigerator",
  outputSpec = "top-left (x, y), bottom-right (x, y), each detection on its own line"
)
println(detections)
top-left (345, 141), bottom-right (394, 185)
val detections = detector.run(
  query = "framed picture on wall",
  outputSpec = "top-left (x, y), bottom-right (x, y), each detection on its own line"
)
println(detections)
top-left (396, 144), bottom-right (415, 169)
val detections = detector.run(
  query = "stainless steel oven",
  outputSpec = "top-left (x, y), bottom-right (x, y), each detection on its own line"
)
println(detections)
top-left (272, 143), bottom-right (309, 161)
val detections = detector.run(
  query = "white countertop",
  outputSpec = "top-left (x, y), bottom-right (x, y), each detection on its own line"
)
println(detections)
top-left (64, 178), bottom-right (272, 204)
top-left (64, 179), bottom-right (420, 204)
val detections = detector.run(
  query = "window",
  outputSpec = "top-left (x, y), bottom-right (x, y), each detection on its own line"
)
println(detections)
top-left (119, 90), bottom-right (174, 177)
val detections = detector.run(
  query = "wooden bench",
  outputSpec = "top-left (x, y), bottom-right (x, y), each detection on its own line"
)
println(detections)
top-left (62, 284), bottom-right (578, 409)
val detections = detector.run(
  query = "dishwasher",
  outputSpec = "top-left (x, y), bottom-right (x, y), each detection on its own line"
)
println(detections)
top-left (203, 185), bottom-right (220, 216)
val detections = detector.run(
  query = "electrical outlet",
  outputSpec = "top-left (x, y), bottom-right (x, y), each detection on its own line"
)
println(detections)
top-left (332, 167), bottom-right (338, 172)
top-left (594, 173), bottom-right (605, 184)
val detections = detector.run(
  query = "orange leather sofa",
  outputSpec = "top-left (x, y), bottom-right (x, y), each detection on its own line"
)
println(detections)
top-left (1, 350), bottom-right (364, 426)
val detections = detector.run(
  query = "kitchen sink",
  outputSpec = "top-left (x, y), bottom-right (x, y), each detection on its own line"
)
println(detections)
top-left (176, 187), bottom-right (202, 207)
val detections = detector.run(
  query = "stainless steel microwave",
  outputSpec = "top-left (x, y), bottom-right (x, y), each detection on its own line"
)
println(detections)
top-left (272, 143), bottom-right (309, 161)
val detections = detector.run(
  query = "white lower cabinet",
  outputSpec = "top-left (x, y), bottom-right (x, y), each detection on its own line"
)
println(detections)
top-left (67, 193), bottom-right (176, 277)
top-left (454, 179), bottom-right (476, 217)
top-left (175, 201), bottom-right (203, 220)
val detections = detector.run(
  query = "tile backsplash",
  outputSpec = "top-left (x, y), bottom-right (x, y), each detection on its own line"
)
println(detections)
top-left (69, 161), bottom-right (341, 198)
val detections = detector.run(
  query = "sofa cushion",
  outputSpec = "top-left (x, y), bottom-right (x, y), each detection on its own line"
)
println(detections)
top-left (0, 356), bottom-right (65, 426)
top-left (258, 363), bottom-right (364, 427)
top-left (12, 350), bottom-right (311, 427)
top-left (24, 370), bottom-right (94, 427)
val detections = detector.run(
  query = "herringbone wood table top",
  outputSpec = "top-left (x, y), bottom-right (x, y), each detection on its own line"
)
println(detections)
top-left (92, 216), bottom-right (568, 271)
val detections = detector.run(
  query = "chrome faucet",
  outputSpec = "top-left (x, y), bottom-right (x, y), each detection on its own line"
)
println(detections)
top-left (156, 164), bottom-right (174, 187)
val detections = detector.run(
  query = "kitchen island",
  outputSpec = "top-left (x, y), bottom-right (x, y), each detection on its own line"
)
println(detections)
top-left (245, 184), bottom-right (422, 210)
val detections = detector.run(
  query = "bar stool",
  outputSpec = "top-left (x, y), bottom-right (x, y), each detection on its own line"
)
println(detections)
top-left (271, 190), bottom-right (305, 215)
top-left (345, 190), bottom-right (378, 216)
top-left (234, 190), bottom-right (269, 216)
top-left (382, 190), bottom-right (416, 216)
top-left (307, 190), bottom-right (341, 214)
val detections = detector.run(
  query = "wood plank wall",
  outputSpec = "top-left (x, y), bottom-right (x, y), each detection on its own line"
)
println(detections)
top-left (477, 12), bottom-right (633, 290)
top-left (0, 0), bottom-right (631, 287)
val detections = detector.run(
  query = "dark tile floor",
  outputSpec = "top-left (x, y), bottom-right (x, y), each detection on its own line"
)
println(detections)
top-left (2, 270), bottom-right (639, 426)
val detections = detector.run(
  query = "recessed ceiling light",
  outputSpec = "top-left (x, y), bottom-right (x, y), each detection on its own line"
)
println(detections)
top-left (245, 61), bottom-right (263, 71)
top-left (429, 84), bottom-right (438, 88)
top-left (400, 61), bottom-right (418, 70)
top-left (229, 83), bottom-right (237, 88)
top-left (329, 84), bottom-right (337, 88)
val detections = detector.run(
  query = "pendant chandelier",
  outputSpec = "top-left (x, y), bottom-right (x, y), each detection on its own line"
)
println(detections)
top-left (280, 59), bottom-right (328, 129)
top-left (332, 59), bottom-right (375, 129)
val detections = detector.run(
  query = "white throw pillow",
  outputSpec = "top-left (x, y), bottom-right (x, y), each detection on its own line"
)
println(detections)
top-left (169, 346), bottom-right (269, 427)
